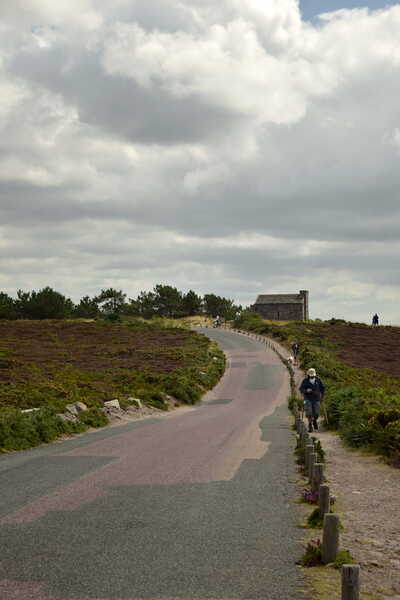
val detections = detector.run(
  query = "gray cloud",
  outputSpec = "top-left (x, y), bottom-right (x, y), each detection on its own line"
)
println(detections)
top-left (1, 1), bottom-right (400, 322)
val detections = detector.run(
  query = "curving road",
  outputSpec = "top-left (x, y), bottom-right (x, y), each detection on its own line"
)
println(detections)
top-left (0, 328), bottom-right (305, 600)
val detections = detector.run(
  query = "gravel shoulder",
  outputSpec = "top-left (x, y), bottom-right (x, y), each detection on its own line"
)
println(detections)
top-left (289, 360), bottom-right (400, 600)
top-left (311, 427), bottom-right (400, 600)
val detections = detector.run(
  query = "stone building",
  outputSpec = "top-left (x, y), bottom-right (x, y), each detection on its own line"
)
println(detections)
top-left (251, 290), bottom-right (309, 321)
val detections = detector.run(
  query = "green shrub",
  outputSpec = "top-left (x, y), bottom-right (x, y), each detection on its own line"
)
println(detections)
top-left (0, 408), bottom-right (85, 451)
top-left (288, 396), bottom-right (302, 413)
top-left (334, 550), bottom-right (354, 569)
top-left (300, 539), bottom-right (322, 567)
top-left (78, 408), bottom-right (109, 427)
top-left (307, 507), bottom-right (324, 529)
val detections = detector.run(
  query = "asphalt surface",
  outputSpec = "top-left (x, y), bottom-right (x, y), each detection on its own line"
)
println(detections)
top-left (0, 328), bottom-right (305, 600)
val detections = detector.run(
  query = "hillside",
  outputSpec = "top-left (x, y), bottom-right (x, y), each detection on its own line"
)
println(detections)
top-left (235, 314), bottom-right (400, 465)
top-left (303, 321), bottom-right (400, 378)
top-left (0, 318), bottom-right (225, 451)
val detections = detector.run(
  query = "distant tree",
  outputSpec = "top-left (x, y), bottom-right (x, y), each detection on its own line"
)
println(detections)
top-left (203, 294), bottom-right (241, 319)
top-left (123, 298), bottom-right (141, 316)
top-left (181, 290), bottom-right (203, 316)
top-left (134, 291), bottom-right (157, 318)
top-left (95, 288), bottom-right (126, 315)
top-left (15, 287), bottom-right (74, 319)
top-left (74, 296), bottom-right (100, 319)
top-left (0, 292), bottom-right (17, 319)
top-left (153, 285), bottom-right (183, 318)
top-left (14, 290), bottom-right (31, 318)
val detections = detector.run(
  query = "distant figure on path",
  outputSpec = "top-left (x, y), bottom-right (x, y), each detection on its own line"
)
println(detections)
top-left (213, 315), bottom-right (221, 328)
top-left (300, 368), bottom-right (325, 432)
top-left (291, 342), bottom-right (300, 361)
top-left (372, 313), bottom-right (379, 326)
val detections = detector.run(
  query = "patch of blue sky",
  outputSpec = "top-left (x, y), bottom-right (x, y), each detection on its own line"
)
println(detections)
top-left (300, 0), bottom-right (400, 21)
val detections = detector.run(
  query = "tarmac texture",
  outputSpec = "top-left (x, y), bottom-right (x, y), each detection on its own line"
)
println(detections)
top-left (0, 328), bottom-right (305, 600)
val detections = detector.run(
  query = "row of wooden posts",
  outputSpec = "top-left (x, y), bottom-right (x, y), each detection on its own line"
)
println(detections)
top-left (294, 407), bottom-right (361, 600)
top-left (214, 325), bottom-right (361, 600)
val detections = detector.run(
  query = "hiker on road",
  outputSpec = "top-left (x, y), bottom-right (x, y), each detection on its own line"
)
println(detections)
top-left (372, 313), bottom-right (379, 326)
top-left (291, 342), bottom-right (300, 362)
top-left (300, 368), bottom-right (325, 432)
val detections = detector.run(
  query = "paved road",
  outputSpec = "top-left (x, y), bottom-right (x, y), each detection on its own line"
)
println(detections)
top-left (0, 328), bottom-right (305, 600)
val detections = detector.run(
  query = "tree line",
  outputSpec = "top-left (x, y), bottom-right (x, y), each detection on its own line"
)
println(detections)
top-left (0, 286), bottom-right (242, 321)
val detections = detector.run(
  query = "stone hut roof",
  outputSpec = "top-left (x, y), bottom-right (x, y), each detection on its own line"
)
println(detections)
top-left (254, 294), bottom-right (304, 305)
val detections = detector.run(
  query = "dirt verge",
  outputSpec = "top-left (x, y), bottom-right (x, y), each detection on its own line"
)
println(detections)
top-left (309, 428), bottom-right (400, 600)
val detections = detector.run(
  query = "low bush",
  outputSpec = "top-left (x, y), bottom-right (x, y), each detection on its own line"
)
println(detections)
top-left (302, 488), bottom-right (319, 504)
top-left (288, 395), bottom-right (302, 412)
top-left (0, 408), bottom-right (85, 452)
top-left (78, 408), bottom-right (109, 428)
top-left (307, 507), bottom-right (324, 529)
top-left (299, 539), bottom-right (322, 567)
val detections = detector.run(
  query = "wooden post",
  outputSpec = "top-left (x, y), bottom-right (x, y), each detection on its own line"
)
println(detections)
top-left (322, 513), bottom-right (339, 564)
top-left (341, 565), bottom-right (360, 600)
top-left (318, 484), bottom-right (330, 518)
top-left (298, 427), bottom-right (304, 447)
top-left (308, 452), bottom-right (316, 483)
top-left (312, 463), bottom-right (324, 492)
top-left (305, 443), bottom-right (314, 476)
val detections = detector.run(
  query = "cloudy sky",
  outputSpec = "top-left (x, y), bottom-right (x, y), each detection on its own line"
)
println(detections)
top-left (1, 0), bottom-right (400, 323)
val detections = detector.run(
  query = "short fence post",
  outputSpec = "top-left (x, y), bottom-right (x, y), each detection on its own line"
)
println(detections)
top-left (305, 443), bottom-right (314, 476)
top-left (341, 564), bottom-right (360, 600)
top-left (312, 463), bottom-right (324, 492)
top-left (318, 484), bottom-right (330, 519)
top-left (322, 513), bottom-right (339, 564)
top-left (295, 416), bottom-right (301, 433)
top-left (308, 452), bottom-right (316, 483)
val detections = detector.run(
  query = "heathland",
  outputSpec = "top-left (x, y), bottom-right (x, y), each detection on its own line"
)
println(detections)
top-left (0, 318), bottom-right (225, 451)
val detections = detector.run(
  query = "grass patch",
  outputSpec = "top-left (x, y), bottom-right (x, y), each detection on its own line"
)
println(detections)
top-left (333, 550), bottom-right (354, 569)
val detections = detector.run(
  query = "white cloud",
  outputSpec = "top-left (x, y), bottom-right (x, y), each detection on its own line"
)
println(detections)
top-left (1, 0), bottom-right (400, 322)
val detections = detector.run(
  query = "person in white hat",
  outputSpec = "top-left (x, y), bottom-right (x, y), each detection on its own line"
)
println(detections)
top-left (300, 367), bottom-right (325, 432)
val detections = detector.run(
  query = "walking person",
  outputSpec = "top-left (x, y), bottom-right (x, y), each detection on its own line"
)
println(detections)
top-left (372, 313), bottom-right (379, 326)
top-left (291, 341), bottom-right (300, 363)
top-left (300, 368), bottom-right (325, 432)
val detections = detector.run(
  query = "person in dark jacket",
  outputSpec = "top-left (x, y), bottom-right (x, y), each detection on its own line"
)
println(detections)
top-left (300, 368), bottom-right (325, 432)
top-left (372, 313), bottom-right (379, 326)
top-left (291, 342), bottom-right (300, 362)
